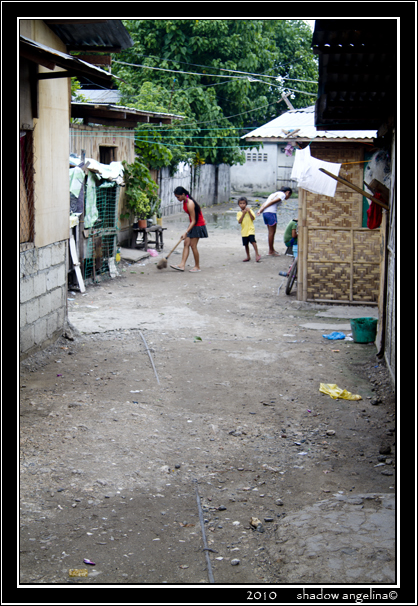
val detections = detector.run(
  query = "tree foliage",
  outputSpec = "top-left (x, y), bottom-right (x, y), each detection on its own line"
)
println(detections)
top-left (112, 20), bottom-right (317, 167)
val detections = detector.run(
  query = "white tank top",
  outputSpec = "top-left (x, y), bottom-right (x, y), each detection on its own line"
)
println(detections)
top-left (262, 191), bottom-right (286, 214)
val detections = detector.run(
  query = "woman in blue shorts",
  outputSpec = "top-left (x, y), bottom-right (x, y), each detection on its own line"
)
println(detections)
top-left (256, 187), bottom-right (292, 256)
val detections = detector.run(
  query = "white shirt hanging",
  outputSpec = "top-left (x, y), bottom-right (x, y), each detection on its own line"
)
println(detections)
top-left (292, 146), bottom-right (341, 197)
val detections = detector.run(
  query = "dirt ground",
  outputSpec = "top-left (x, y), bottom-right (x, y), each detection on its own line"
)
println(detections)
top-left (19, 197), bottom-right (396, 590)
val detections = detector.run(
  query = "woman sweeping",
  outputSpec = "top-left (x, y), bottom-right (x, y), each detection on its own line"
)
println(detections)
top-left (170, 186), bottom-right (208, 272)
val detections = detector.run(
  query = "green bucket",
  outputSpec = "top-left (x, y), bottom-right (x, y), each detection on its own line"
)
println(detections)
top-left (350, 317), bottom-right (378, 343)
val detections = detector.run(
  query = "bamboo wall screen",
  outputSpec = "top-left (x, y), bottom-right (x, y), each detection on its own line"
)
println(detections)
top-left (297, 144), bottom-right (381, 304)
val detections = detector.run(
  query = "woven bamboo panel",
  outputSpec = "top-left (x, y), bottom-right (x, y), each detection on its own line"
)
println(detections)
top-left (304, 228), bottom-right (381, 302)
top-left (299, 144), bottom-right (381, 304)
top-left (307, 229), bottom-right (352, 262)
top-left (305, 194), bottom-right (361, 228)
top-left (352, 264), bottom-right (380, 302)
top-left (305, 145), bottom-right (364, 227)
top-left (306, 262), bottom-right (351, 300)
top-left (310, 145), bottom-right (363, 177)
top-left (353, 229), bottom-right (381, 263)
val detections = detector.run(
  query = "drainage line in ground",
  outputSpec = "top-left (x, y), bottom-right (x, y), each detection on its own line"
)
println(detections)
top-left (193, 479), bottom-right (215, 583)
top-left (139, 330), bottom-right (160, 385)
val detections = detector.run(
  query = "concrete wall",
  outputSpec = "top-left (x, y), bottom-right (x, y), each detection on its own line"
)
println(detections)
top-left (230, 143), bottom-right (278, 193)
top-left (230, 142), bottom-right (297, 194)
top-left (25, 21), bottom-right (71, 248)
top-left (19, 20), bottom-right (71, 357)
top-left (20, 242), bottom-right (67, 357)
top-left (158, 163), bottom-right (231, 216)
top-left (277, 144), bottom-right (297, 191)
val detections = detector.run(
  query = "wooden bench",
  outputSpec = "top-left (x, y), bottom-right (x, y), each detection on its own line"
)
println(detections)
top-left (130, 225), bottom-right (167, 251)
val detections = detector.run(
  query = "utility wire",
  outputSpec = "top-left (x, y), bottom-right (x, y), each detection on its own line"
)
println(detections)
top-left (114, 52), bottom-right (317, 84)
top-left (114, 60), bottom-right (251, 81)
top-left (113, 60), bottom-right (318, 91)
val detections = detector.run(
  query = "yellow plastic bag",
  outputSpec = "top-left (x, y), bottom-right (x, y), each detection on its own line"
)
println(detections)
top-left (69, 569), bottom-right (88, 577)
top-left (319, 383), bottom-right (362, 401)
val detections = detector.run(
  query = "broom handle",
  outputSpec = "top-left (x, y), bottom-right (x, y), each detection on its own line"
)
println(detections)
top-left (166, 238), bottom-right (183, 260)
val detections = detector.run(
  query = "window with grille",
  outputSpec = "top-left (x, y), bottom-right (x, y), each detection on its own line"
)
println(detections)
top-left (20, 130), bottom-right (35, 246)
top-left (246, 152), bottom-right (268, 162)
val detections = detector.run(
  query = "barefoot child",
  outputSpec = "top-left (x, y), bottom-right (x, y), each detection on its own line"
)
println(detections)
top-left (256, 187), bottom-right (292, 256)
top-left (237, 197), bottom-right (261, 262)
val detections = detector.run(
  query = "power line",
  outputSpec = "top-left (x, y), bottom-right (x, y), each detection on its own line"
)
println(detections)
top-left (115, 52), bottom-right (317, 84)
top-left (219, 67), bottom-right (317, 84)
top-left (113, 60), bottom-right (250, 81)
top-left (113, 59), bottom-right (318, 88)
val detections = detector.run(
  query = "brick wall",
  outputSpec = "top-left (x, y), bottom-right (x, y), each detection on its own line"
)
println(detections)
top-left (20, 241), bottom-right (67, 357)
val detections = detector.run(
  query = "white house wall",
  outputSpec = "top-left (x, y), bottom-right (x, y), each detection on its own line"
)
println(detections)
top-left (231, 143), bottom-right (295, 194)
top-left (277, 144), bottom-right (298, 191)
top-left (19, 20), bottom-right (71, 357)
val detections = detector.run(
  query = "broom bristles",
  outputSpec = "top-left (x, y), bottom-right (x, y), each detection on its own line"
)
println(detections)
top-left (157, 257), bottom-right (168, 269)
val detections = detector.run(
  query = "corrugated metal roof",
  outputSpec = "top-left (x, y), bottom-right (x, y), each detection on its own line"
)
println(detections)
top-left (20, 35), bottom-right (116, 87)
top-left (242, 106), bottom-right (376, 141)
top-left (73, 89), bottom-right (122, 104)
top-left (44, 20), bottom-right (133, 51)
top-left (71, 102), bottom-right (185, 122)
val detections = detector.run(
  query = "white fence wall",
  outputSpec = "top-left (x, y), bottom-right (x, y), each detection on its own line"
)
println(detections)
top-left (159, 164), bottom-right (231, 216)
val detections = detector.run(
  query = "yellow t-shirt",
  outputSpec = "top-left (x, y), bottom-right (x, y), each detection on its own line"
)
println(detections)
top-left (237, 208), bottom-right (256, 237)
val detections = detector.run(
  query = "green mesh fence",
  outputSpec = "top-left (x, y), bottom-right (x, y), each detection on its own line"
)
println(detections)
top-left (83, 183), bottom-right (120, 282)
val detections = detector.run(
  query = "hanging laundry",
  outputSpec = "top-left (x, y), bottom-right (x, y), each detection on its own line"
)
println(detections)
top-left (290, 145), bottom-right (311, 180)
top-left (69, 166), bottom-right (85, 198)
top-left (284, 143), bottom-right (295, 157)
top-left (84, 172), bottom-right (99, 228)
top-left (367, 192), bottom-right (383, 229)
top-left (69, 166), bottom-right (85, 214)
top-left (291, 146), bottom-right (341, 197)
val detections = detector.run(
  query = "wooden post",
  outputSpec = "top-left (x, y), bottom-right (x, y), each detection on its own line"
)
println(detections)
top-left (319, 168), bottom-right (389, 210)
top-left (297, 188), bottom-right (304, 300)
top-left (350, 229), bottom-right (354, 302)
top-left (302, 189), bottom-right (308, 301)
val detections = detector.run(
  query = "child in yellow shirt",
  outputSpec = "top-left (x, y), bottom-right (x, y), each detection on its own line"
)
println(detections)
top-left (237, 197), bottom-right (261, 262)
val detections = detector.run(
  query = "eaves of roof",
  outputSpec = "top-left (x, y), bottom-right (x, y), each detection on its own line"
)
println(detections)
top-left (20, 36), bottom-right (118, 88)
top-left (312, 19), bottom-right (397, 130)
top-left (44, 19), bottom-right (133, 52)
top-left (71, 102), bottom-right (185, 126)
top-left (242, 106), bottom-right (376, 142)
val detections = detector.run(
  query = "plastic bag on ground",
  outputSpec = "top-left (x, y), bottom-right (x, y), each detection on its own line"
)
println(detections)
top-left (322, 332), bottom-right (346, 340)
top-left (319, 383), bottom-right (362, 400)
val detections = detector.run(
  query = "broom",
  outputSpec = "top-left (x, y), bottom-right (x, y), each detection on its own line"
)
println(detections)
top-left (156, 238), bottom-right (183, 269)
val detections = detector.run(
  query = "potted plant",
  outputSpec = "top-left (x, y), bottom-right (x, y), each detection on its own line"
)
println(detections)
top-left (121, 159), bottom-right (158, 228)
top-left (129, 191), bottom-right (151, 228)
top-left (149, 195), bottom-right (162, 225)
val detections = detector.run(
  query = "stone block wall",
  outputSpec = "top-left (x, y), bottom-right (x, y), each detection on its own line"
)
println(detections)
top-left (20, 241), bottom-right (67, 357)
